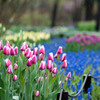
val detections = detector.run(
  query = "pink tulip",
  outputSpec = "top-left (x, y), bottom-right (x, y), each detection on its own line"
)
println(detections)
top-left (5, 58), bottom-right (12, 67)
top-left (31, 55), bottom-right (37, 64)
top-left (0, 40), bottom-right (3, 50)
top-left (47, 60), bottom-right (53, 70)
top-left (3, 46), bottom-right (10, 55)
top-left (52, 74), bottom-right (56, 77)
top-left (14, 47), bottom-right (18, 55)
top-left (45, 76), bottom-right (47, 80)
top-left (38, 53), bottom-right (43, 61)
top-left (61, 60), bottom-right (67, 68)
top-left (59, 81), bottom-right (62, 85)
top-left (22, 51), bottom-right (25, 56)
top-left (20, 42), bottom-right (28, 51)
top-left (26, 58), bottom-right (32, 67)
top-left (68, 38), bottom-right (73, 43)
top-left (67, 72), bottom-right (71, 79)
top-left (38, 77), bottom-right (41, 82)
top-left (6, 41), bottom-right (11, 47)
top-left (24, 48), bottom-right (31, 56)
top-left (33, 47), bottom-right (38, 56)
top-left (10, 47), bottom-right (15, 55)
top-left (39, 61), bottom-right (46, 70)
top-left (65, 77), bottom-right (68, 82)
top-left (48, 52), bottom-right (54, 61)
top-left (26, 51), bottom-right (33, 59)
top-left (13, 75), bottom-right (17, 81)
top-left (6, 65), bottom-right (13, 74)
top-left (38, 76), bottom-right (43, 83)
top-left (57, 46), bottom-right (63, 54)
top-left (54, 53), bottom-right (58, 58)
top-left (80, 43), bottom-right (84, 47)
top-left (39, 45), bottom-right (45, 55)
top-left (43, 72), bottom-right (46, 75)
top-left (60, 53), bottom-right (66, 61)
top-left (52, 67), bottom-right (57, 74)
top-left (14, 63), bottom-right (18, 70)
top-left (35, 91), bottom-right (39, 97)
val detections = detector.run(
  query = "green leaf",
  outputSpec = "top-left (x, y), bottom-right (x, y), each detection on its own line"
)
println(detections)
top-left (19, 73), bottom-right (25, 90)
top-left (0, 78), bottom-right (4, 88)
top-left (0, 87), bottom-right (5, 100)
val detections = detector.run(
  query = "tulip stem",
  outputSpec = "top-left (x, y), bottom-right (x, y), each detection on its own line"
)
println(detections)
top-left (39, 70), bottom-right (41, 100)
top-left (46, 71), bottom-right (50, 98)
top-left (62, 69), bottom-right (65, 81)
top-left (59, 62), bottom-right (62, 81)
top-left (22, 67), bottom-right (28, 100)
top-left (57, 55), bottom-right (60, 68)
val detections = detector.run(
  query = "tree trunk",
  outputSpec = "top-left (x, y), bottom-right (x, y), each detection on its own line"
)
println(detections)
top-left (51, 0), bottom-right (59, 27)
top-left (85, 0), bottom-right (94, 20)
top-left (96, 0), bottom-right (100, 31)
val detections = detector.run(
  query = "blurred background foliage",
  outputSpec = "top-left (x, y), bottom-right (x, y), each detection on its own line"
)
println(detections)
top-left (0, 0), bottom-right (99, 27)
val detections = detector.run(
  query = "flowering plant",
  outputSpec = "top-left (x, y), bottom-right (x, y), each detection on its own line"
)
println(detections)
top-left (65, 34), bottom-right (100, 52)
top-left (0, 40), bottom-right (70, 100)
top-left (0, 31), bottom-right (50, 46)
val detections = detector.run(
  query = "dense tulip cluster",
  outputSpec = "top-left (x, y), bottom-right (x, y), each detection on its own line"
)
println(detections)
top-left (2, 41), bottom-right (18, 55)
top-left (65, 34), bottom-right (100, 52)
top-left (0, 40), bottom-right (70, 100)
top-left (66, 34), bottom-right (100, 44)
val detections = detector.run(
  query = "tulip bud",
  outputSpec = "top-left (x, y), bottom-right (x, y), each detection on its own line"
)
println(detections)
top-left (38, 53), bottom-right (43, 61)
top-left (47, 60), bottom-right (53, 70)
top-left (3, 46), bottom-right (10, 55)
top-left (57, 46), bottom-right (62, 54)
top-left (6, 65), bottom-right (13, 74)
top-left (26, 51), bottom-right (33, 59)
top-left (35, 91), bottom-right (39, 97)
top-left (65, 77), bottom-right (68, 82)
top-left (22, 51), bottom-right (25, 56)
top-left (48, 52), bottom-right (54, 61)
top-left (67, 72), bottom-right (71, 79)
top-left (38, 76), bottom-right (43, 83)
top-left (59, 81), bottom-right (62, 85)
top-left (52, 74), bottom-right (56, 77)
top-left (39, 61), bottom-right (46, 70)
top-left (52, 67), bottom-right (57, 74)
top-left (14, 47), bottom-right (18, 55)
top-left (31, 55), bottom-right (37, 64)
top-left (61, 60), bottom-right (67, 68)
top-left (33, 47), bottom-right (38, 56)
top-left (24, 48), bottom-right (31, 56)
top-left (54, 53), bottom-right (58, 58)
top-left (0, 40), bottom-right (3, 50)
top-left (5, 58), bottom-right (12, 67)
top-left (26, 58), bottom-right (32, 67)
top-left (60, 53), bottom-right (66, 61)
top-left (43, 72), bottom-right (46, 76)
top-left (10, 47), bottom-right (15, 55)
top-left (39, 45), bottom-right (45, 55)
top-left (14, 63), bottom-right (18, 70)
top-left (45, 76), bottom-right (47, 80)
top-left (20, 42), bottom-right (28, 51)
top-left (13, 75), bottom-right (17, 81)
top-left (6, 41), bottom-right (11, 47)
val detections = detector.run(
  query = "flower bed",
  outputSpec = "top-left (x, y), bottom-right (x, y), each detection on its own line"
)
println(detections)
top-left (0, 40), bottom-right (70, 100)
top-left (0, 37), bottom-right (100, 99)
top-left (65, 34), bottom-right (100, 52)
top-left (0, 31), bottom-right (50, 46)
